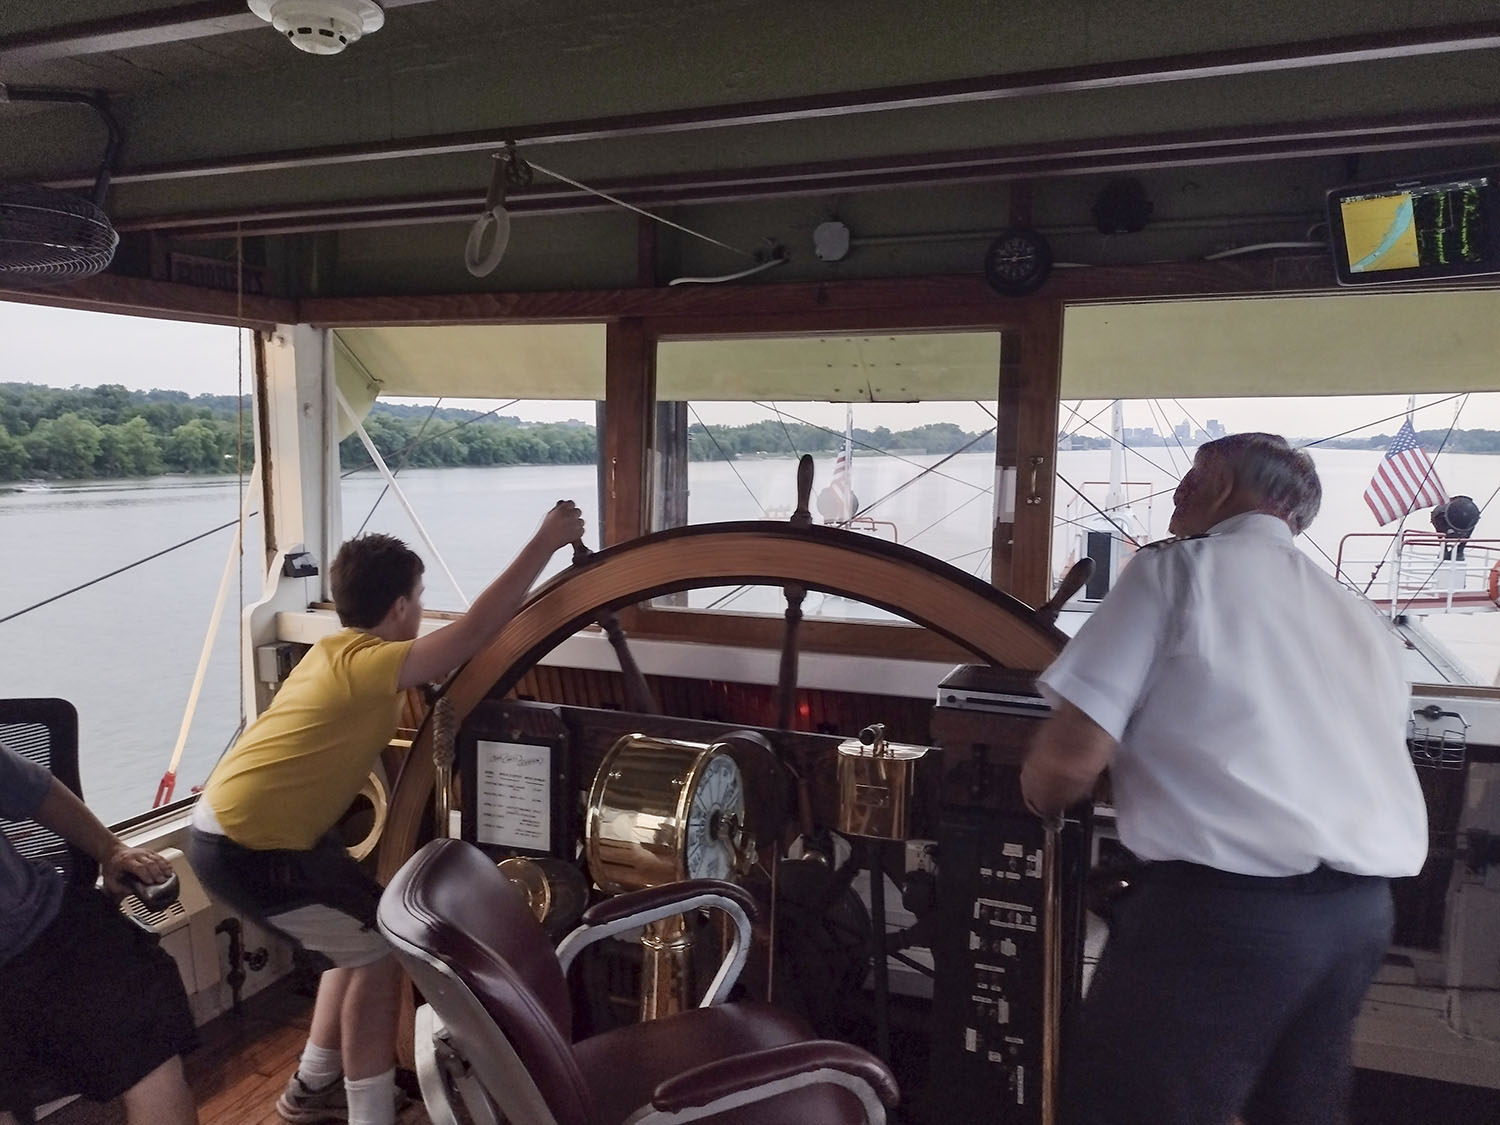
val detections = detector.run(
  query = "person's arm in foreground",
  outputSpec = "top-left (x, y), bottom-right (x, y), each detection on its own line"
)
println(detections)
top-left (400, 501), bottom-right (586, 688)
top-left (31, 779), bottom-right (174, 894)
top-left (1021, 699), bottom-right (1118, 818)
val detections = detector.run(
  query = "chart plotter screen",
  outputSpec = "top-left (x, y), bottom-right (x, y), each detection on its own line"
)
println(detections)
top-left (1330, 172), bottom-right (1498, 284)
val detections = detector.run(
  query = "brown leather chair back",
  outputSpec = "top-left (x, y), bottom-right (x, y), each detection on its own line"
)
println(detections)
top-left (379, 838), bottom-right (597, 1125)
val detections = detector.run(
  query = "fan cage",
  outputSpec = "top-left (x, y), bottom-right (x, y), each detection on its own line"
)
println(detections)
top-left (0, 183), bottom-right (119, 285)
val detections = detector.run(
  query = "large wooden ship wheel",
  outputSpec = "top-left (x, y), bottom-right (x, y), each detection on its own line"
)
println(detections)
top-left (378, 516), bottom-right (1066, 883)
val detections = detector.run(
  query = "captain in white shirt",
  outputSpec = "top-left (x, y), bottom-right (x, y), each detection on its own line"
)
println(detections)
top-left (1023, 432), bottom-right (1427, 1125)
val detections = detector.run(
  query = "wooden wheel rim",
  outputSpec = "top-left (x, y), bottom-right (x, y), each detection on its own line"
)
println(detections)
top-left (379, 522), bottom-right (1064, 881)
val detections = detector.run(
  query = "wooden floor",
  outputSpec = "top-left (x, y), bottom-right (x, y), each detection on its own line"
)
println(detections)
top-left (38, 976), bottom-right (1500, 1124)
top-left (42, 979), bottom-right (430, 1125)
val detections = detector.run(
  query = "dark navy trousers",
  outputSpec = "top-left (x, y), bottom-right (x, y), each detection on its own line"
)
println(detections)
top-left (1069, 863), bottom-right (1393, 1125)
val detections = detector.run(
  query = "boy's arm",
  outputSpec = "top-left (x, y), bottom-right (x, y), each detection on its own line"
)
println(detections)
top-left (31, 779), bottom-right (174, 895)
top-left (398, 501), bottom-right (585, 689)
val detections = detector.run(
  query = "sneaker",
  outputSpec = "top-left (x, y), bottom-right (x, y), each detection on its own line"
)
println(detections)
top-left (275, 1073), bottom-right (348, 1124)
top-left (275, 1071), bottom-right (412, 1123)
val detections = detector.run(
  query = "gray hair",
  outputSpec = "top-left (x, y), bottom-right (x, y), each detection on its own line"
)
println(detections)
top-left (1198, 432), bottom-right (1322, 534)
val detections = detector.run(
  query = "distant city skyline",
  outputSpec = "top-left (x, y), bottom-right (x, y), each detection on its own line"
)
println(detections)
top-left (3, 301), bottom-right (1498, 444)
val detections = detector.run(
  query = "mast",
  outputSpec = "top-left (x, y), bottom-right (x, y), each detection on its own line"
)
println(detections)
top-left (1105, 400), bottom-right (1126, 514)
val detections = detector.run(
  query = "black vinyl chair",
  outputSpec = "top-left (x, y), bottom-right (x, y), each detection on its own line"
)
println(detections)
top-left (0, 698), bottom-right (92, 1125)
top-left (0, 696), bottom-right (94, 888)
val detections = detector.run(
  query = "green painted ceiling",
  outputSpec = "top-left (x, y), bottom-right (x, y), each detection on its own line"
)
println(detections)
top-left (1, 1), bottom-right (1498, 296)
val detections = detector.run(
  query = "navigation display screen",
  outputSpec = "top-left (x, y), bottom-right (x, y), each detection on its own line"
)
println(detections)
top-left (1328, 170), bottom-right (1500, 285)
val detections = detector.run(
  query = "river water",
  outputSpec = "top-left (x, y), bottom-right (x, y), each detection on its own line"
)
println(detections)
top-left (2, 448), bottom-right (1497, 824)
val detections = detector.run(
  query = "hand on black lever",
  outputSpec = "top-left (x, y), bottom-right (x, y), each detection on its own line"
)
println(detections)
top-left (120, 870), bottom-right (181, 912)
top-left (103, 845), bottom-right (179, 909)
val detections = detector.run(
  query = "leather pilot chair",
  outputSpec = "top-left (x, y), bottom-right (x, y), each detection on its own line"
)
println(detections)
top-left (378, 837), bottom-right (900, 1124)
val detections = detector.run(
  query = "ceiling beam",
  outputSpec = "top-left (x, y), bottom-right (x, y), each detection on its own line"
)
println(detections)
top-left (0, 0), bottom-right (436, 66)
top-left (0, 271), bottom-right (295, 328)
top-left (38, 21), bottom-right (1500, 190)
top-left (296, 255), bottom-right (1500, 329)
top-left (114, 106), bottom-right (1500, 240)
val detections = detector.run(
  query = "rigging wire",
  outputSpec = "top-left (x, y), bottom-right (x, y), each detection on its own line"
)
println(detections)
top-left (0, 517), bottom-right (252, 626)
top-left (850, 428), bottom-right (996, 521)
top-left (748, 402), bottom-right (988, 493)
top-left (1299, 393), bottom-right (1467, 448)
top-left (1058, 399), bottom-right (1115, 443)
top-left (768, 402), bottom-right (802, 459)
top-left (339, 398), bottom-right (521, 478)
top-left (1151, 399), bottom-right (1193, 475)
top-left (690, 404), bottom-right (769, 517)
top-left (1477, 479), bottom-right (1500, 519)
top-left (355, 397), bottom-right (445, 536)
top-left (906, 486), bottom-right (992, 546)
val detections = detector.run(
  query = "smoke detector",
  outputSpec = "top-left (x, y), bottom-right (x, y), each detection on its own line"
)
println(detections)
top-left (247, 0), bottom-right (384, 55)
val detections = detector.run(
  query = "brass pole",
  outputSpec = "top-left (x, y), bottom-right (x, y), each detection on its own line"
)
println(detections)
top-left (640, 914), bottom-right (696, 1020)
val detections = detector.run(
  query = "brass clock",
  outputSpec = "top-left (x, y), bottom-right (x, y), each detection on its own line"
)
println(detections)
top-left (585, 734), bottom-right (750, 894)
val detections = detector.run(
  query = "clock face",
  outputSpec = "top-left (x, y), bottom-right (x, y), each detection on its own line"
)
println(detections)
top-left (983, 229), bottom-right (1053, 296)
top-left (684, 752), bottom-right (745, 881)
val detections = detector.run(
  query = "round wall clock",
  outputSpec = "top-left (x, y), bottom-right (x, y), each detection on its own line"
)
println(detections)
top-left (983, 228), bottom-right (1053, 296)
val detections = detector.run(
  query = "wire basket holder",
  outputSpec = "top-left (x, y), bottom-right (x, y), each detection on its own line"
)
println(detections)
top-left (1407, 703), bottom-right (1468, 769)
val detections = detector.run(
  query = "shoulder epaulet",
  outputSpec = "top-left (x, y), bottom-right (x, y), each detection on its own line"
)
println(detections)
top-left (1140, 534), bottom-right (1209, 550)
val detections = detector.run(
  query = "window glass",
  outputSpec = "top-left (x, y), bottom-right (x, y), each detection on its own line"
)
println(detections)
top-left (652, 332), bottom-right (1002, 621)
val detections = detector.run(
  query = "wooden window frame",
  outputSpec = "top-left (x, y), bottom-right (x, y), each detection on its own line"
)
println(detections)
top-left (604, 303), bottom-right (1061, 662)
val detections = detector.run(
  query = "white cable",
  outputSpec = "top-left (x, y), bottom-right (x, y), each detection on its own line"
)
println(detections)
top-left (1203, 240), bottom-right (1326, 260)
top-left (668, 258), bottom-right (787, 285)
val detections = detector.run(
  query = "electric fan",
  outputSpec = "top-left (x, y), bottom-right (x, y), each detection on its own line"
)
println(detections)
top-left (0, 86), bottom-right (121, 288)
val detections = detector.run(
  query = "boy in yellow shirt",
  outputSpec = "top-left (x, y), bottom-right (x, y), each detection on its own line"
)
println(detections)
top-left (189, 501), bottom-right (583, 1125)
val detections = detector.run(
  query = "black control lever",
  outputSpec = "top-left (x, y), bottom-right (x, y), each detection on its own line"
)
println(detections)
top-left (122, 871), bottom-right (180, 912)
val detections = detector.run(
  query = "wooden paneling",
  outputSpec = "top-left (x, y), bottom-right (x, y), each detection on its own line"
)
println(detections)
top-left (510, 665), bottom-right (934, 743)
top-left (298, 256), bottom-right (1500, 330)
top-left (624, 606), bottom-right (979, 664)
top-left (0, 272), bottom-right (295, 328)
top-left (992, 333), bottom-right (1022, 594)
top-left (603, 319), bottom-right (653, 546)
top-left (1013, 301), bottom-right (1064, 606)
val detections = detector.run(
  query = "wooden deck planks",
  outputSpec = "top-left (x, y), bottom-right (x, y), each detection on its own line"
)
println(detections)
top-left (39, 978), bottom-right (431, 1125)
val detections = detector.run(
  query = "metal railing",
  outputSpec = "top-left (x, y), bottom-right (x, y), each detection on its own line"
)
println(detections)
top-left (1334, 530), bottom-right (1500, 617)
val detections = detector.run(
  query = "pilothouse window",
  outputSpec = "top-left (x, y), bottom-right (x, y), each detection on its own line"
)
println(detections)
top-left (651, 332), bottom-right (1003, 623)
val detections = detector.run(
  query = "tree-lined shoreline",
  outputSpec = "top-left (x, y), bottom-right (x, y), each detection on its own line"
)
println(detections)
top-left (2, 383), bottom-right (1495, 483)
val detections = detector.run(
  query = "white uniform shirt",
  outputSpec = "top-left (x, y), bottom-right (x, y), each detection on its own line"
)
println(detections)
top-left (1037, 512), bottom-right (1428, 878)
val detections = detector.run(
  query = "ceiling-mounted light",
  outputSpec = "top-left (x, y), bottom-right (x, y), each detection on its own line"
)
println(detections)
top-left (247, 0), bottom-right (385, 56)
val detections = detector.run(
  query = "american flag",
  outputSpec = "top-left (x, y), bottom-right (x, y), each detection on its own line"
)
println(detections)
top-left (827, 420), bottom-right (854, 519)
top-left (1363, 419), bottom-right (1448, 527)
top-left (816, 406), bottom-right (856, 523)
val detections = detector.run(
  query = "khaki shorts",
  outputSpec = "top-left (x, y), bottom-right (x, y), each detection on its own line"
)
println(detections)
top-left (188, 828), bottom-right (389, 968)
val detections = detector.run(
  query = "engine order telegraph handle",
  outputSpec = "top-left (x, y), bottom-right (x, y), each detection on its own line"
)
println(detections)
top-left (121, 871), bottom-right (180, 912)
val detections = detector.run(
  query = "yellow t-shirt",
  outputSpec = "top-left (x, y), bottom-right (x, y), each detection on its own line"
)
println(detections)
top-left (202, 630), bottom-right (414, 850)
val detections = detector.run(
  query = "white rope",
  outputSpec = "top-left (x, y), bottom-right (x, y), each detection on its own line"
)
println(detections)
top-left (526, 157), bottom-right (755, 260)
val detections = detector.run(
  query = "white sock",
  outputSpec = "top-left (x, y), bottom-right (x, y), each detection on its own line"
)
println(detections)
top-left (296, 1041), bottom-right (342, 1090)
top-left (345, 1068), bottom-right (397, 1125)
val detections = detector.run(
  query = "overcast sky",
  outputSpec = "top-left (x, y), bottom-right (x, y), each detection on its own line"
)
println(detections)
top-left (2, 301), bottom-right (1496, 442)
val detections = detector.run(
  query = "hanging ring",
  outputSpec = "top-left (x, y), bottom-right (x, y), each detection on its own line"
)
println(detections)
top-left (465, 151), bottom-right (512, 277)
